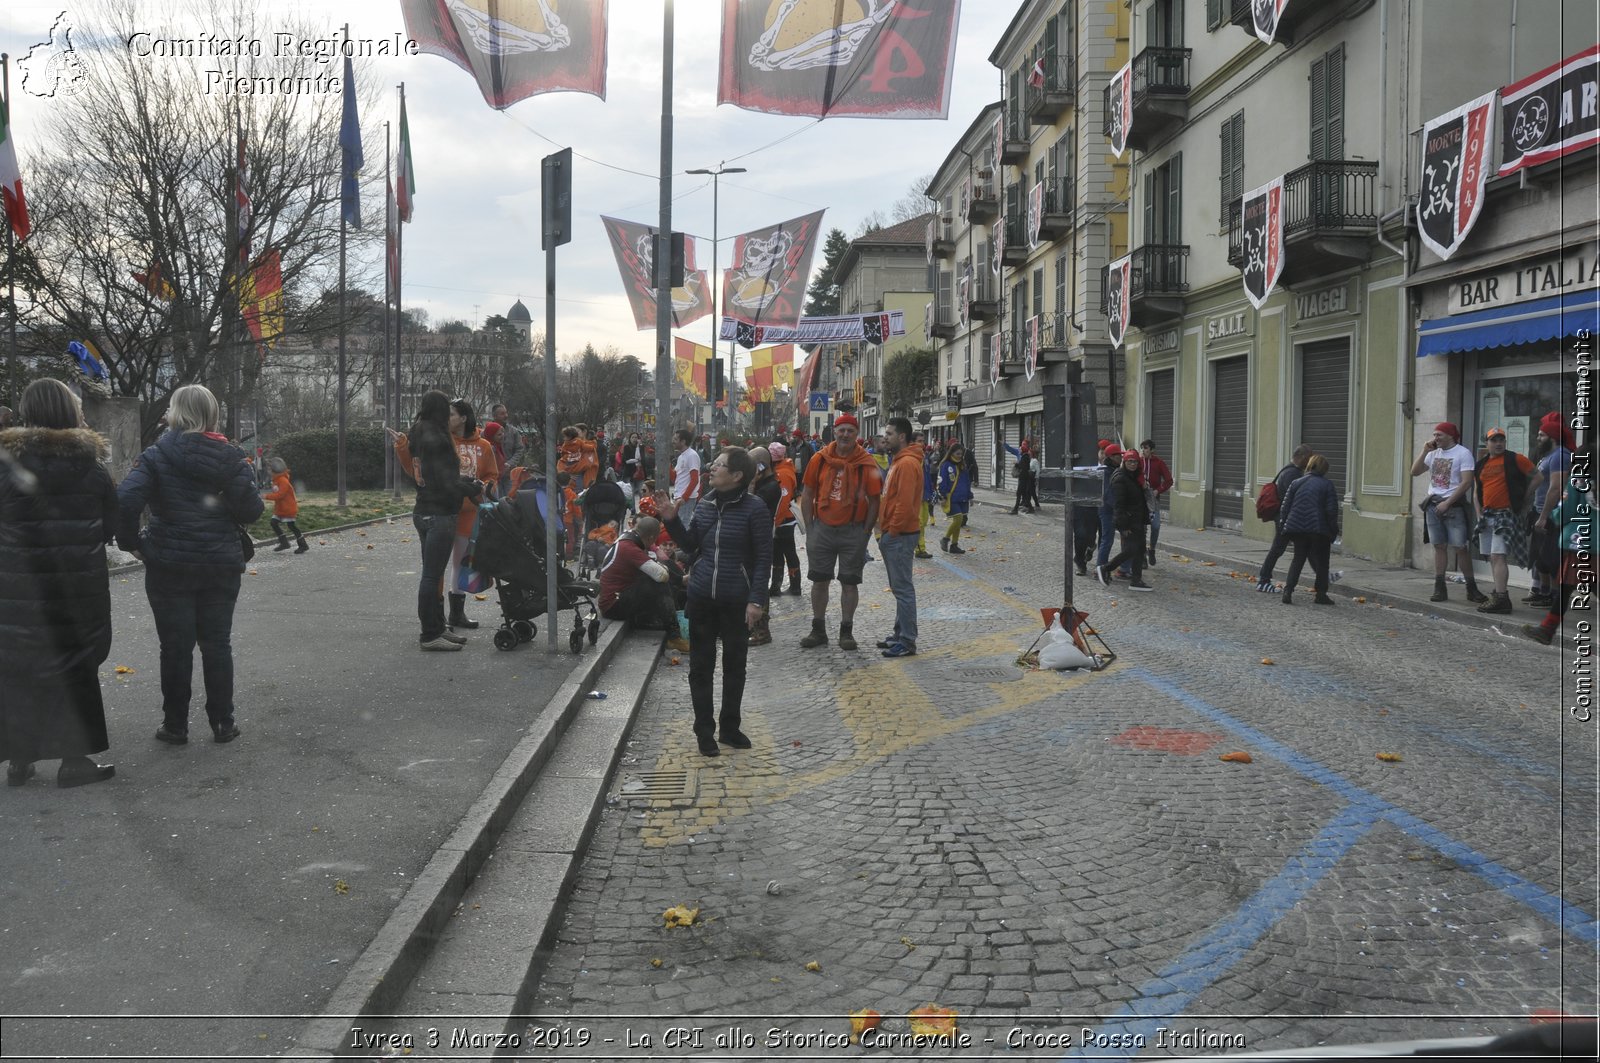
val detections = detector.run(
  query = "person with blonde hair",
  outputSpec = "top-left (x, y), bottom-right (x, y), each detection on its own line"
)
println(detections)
top-left (0, 379), bottom-right (119, 787)
top-left (1276, 453), bottom-right (1341, 606)
top-left (117, 384), bottom-right (264, 744)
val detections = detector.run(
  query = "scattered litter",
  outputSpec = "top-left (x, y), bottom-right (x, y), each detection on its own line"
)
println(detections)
top-left (621, 778), bottom-right (646, 794)
top-left (1260, 658), bottom-right (1275, 666)
top-left (1376, 752), bottom-right (1403, 762)
top-left (907, 1005), bottom-right (958, 1037)
top-left (849, 1010), bottom-right (883, 1040)
top-left (114, 666), bottom-right (135, 675)
top-left (803, 961), bottom-right (821, 972)
top-left (650, 958), bottom-right (663, 968)
top-left (663, 905), bottom-right (699, 928)
top-left (474, 593), bottom-right (488, 601)
top-left (900, 936), bottom-right (916, 950)
top-left (1219, 751), bottom-right (1253, 764)
top-left (766, 881), bottom-right (781, 896)
top-left (586, 691), bottom-right (608, 700)
top-left (333, 880), bottom-right (349, 895)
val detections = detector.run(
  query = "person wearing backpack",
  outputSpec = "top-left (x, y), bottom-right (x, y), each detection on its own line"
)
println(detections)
top-left (1276, 454), bottom-right (1341, 606)
top-left (1256, 444), bottom-right (1313, 593)
top-left (1472, 427), bottom-right (1537, 615)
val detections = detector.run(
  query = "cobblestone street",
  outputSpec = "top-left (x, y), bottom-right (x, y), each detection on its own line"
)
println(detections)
top-left (525, 510), bottom-right (1597, 1057)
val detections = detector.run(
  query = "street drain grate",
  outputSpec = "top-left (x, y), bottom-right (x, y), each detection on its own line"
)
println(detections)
top-left (617, 770), bottom-right (696, 803)
top-left (950, 666), bottom-right (1023, 683)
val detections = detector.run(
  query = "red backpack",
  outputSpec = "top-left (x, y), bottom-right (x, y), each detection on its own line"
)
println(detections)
top-left (1255, 482), bottom-right (1283, 521)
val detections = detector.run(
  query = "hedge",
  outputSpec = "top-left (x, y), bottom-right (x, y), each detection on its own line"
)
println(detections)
top-left (269, 427), bottom-right (388, 490)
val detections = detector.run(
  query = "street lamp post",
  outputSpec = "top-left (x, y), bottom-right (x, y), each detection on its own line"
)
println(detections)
top-left (686, 164), bottom-right (745, 438)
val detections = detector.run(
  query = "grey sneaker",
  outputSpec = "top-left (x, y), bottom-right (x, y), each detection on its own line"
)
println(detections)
top-left (420, 636), bottom-right (463, 651)
top-left (440, 631), bottom-right (469, 645)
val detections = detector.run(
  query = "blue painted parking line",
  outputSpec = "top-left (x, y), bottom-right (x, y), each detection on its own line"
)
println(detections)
top-left (931, 556), bottom-right (976, 580)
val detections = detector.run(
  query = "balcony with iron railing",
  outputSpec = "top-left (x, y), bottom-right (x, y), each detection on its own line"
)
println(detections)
top-left (1025, 52), bottom-right (1074, 124)
top-left (1001, 103), bottom-right (1030, 164)
top-left (1225, 160), bottom-right (1380, 286)
top-left (1002, 214), bottom-right (1029, 264)
top-left (1038, 175), bottom-right (1075, 241)
top-left (1102, 46), bottom-right (1191, 152)
top-left (967, 270), bottom-right (999, 321)
top-left (930, 302), bottom-right (958, 340)
top-left (967, 183), bottom-right (999, 224)
top-left (1225, 0), bottom-right (1313, 46)
top-left (1102, 243), bottom-right (1190, 329)
top-left (1034, 311), bottom-right (1074, 358)
top-left (931, 220), bottom-right (956, 258)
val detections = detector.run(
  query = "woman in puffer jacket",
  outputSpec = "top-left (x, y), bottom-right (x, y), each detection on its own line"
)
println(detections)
top-left (0, 379), bottom-right (119, 788)
top-left (117, 385), bottom-right (264, 744)
top-left (1277, 453), bottom-right (1341, 606)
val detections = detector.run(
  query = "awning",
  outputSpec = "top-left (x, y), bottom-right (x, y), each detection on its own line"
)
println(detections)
top-left (986, 399), bottom-right (1017, 417)
top-left (1416, 288), bottom-right (1600, 357)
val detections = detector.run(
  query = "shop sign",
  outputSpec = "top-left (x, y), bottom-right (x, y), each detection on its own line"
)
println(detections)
top-left (1447, 245), bottom-right (1600, 314)
top-left (1293, 282), bottom-right (1355, 323)
top-left (1206, 310), bottom-right (1251, 346)
top-left (1143, 328), bottom-right (1180, 355)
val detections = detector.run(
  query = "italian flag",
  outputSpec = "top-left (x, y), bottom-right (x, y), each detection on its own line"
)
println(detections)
top-left (0, 85), bottom-right (29, 240)
top-left (396, 95), bottom-right (415, 223)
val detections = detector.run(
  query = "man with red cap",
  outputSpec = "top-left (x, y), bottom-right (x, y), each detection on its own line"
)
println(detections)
top-left (1527, 411), bottom-right (1574, 608)
top-left (1411, 422), bottom-right (1487, 604)
top-left (1096, 442), bottom-right (1124, 575)
top-left (1472, 426), bottom-right (1536, 614)
top-left (798, 413), bottom-right (882, 650)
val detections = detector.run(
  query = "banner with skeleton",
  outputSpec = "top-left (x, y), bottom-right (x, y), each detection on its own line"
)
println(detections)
top-left (991, 331), bottom-right (1004, 381)
top-left (1417, 91), bottom-right (1497, 261)
top-left (1024, 315), bottom-right (1039, 382)
top-left (1498, 44), bottom-right (1600, 176)
top-left (1108, 58), bottom-right (1132, 158)
top-left (1027, 181), bottom-right (1043, 249)
top-left (1239, 176), bottom-right (1284, 310)
top-left (601, 215), bottom-right (710, 331)
top-left (399, 0), bottom-right (608, 109)
top-left (1105, 253), bottom-right (1131, 350)
top-left (718, 0), bottom-right (962, 119)
top-left (721, 210), bottom-right (825, 331)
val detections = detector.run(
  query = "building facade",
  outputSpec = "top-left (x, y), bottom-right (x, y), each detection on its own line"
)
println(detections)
top-left (1115, 0), bottom-right (1593, 566)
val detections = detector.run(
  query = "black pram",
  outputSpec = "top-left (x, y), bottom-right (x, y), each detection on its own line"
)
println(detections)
top-left (467, 482), bottom-right (600, 653)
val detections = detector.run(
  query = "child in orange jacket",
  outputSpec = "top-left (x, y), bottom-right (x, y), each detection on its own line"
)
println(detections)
top-left (263, 457), bottom-right (309, 553)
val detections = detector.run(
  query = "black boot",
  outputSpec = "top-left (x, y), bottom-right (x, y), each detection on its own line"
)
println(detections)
top-left (787, 568), bottom-right (802, 596)
top-left (1464, 580), bottom-right (1489, 605)
top-left (770, 570), bottom-right (784, 595)
top-left (1430, 577), bottom-right (1447, 603)
top-left (448, 592), bottom-right (480, 630)
top-left (272, 520), bottom-right (291, 551)
top-left (294, 533), bottom-right (309, 554)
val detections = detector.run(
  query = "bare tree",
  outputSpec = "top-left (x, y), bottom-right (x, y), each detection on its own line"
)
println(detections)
top-left (20, 0), bottom-right (381, 439)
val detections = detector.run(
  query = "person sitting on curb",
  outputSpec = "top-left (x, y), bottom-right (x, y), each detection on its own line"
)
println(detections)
top-left (598, 516), bottom-right (688, 652)
top-left (1411, 422), bottom-right (1487, 605)
top-left (1096, 448), bottom-right (1153, 591)
top-left (798, 415), bottom-right (881, 651)
top-left (1276, 454), bottom-right (1341, 606)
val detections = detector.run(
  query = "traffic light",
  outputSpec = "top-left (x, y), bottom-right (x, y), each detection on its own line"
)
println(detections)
top-left (668, 232), bottom-right (687, 287)
top-left (709, 358), bottom-right (725, 403)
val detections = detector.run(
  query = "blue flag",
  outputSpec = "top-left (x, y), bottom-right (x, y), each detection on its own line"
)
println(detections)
top-left (340, 55), bottom-right (363, 228)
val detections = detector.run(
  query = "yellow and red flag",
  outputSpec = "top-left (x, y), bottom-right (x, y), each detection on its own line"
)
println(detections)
top-left (238, 249), bottom-right (284, 350)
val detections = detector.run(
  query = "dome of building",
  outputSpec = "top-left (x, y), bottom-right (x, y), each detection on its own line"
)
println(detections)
top-left (507, 298), bottom-right (532, 324)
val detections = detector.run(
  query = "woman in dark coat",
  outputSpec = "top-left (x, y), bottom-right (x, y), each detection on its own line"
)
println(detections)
top-left (0, 379), bottom-right (118, 787)
top-left (117, 385), bottom-right (264, 744)
top-left (1277, 453), bottom-right (1341, 606)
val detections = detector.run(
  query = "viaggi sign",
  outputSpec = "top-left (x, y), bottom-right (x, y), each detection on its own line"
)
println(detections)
top-left (1448, 245), bottom-right (1600, 314)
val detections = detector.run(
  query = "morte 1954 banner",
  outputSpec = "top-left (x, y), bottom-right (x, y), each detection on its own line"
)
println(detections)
top-left (601, 216), bottom-right (710, 331)
top-left (1417, 91), bottom-right (1496, 261)
top-left (718, 0), bottom-right (961, 119)
top-left (399, 0), bottom-right (608, 109)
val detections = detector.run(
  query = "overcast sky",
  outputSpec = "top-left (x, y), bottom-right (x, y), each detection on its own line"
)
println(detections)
top-left (2, 1), bottom-right (1016, 368)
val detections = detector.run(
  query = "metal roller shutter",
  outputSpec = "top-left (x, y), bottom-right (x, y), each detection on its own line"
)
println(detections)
top-left (1005, 419), bottom-right (1022, 488)
top-left (975, 420), bottom-right (995, 490)
top-left (1299, 339), bottom-right (1351, 494)
top-left (1210, 357), bottom-right (1249, 525)
top-left (1148, 369), bottom-right (1175, 511)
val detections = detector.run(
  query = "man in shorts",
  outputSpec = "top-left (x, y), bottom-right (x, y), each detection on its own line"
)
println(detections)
top-left (1410, 421), bottom-right (1487, 604)
top-left (798, 414), bottom-right (882, 651)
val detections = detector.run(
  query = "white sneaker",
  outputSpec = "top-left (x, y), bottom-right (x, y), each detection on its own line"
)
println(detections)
top-left (420, 636), bottom-right (463, 651)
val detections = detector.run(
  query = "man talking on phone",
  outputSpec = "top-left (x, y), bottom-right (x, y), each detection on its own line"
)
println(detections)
top-left (1411, 422), bottom-right (1487, 605)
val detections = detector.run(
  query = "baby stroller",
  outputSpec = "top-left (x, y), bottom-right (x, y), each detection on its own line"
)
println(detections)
top-left (578, 477), bottom-right (629, 579)
top-left (467, 481), bottom-right (600, 654)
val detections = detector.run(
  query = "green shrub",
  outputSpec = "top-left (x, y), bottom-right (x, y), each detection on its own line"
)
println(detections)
top-left (270, 427), bottom-right (388, 490)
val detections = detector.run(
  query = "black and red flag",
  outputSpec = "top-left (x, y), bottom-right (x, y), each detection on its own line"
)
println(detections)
top-left (1105, 253), bottom-right (1131, 350)
top-left (1417, 90), bottom-right (1496, 261)
top-left (718, 0), bottom-right (961, 119)
top-left (399, 0), bottom-right (607, 110)
top-left (721, 210), bottom-right (825, 332)
top-left (1240, 175), bottom-right (1284, 310)
top-left (601, 215), bottom-right (710, 331)
top-left (1248, 0), bottom-right (1293, 46)
top-left (1107, 58), bottom-right (1132, 158)
top-left (1498, 43), bottom-right (1600, 176)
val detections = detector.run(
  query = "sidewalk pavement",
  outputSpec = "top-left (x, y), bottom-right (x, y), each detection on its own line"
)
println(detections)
top-left (966, 485), bottom-right (1555, 639)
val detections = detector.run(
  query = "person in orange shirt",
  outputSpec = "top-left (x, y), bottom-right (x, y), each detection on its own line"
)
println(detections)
top-left (558, 426), bottom-right (599, 490)
top-left (798, 414), bottom-right (882, 651)
top-left (556, 472), bottom-right (582, 557)
top-left (874, 417), bottom-right (924, 658)
top-left (767, 441), bottom-right (801, 596)
top-left (262, 457), bottom-right (308, 553)
top-left (392, 399), bottom-right (499, 631)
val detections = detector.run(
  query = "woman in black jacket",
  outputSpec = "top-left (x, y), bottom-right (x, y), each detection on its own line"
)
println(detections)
top-left (0, 379), bottom-right (119, 787)
top-left (1277, 454), bottom-right (1341, 606)
top-left (1096, 449), bottom-right (1153, 591)
top-left (117, 384), bottom-right (264, 745)
top-left (394, 390), bottom-right (485, 650)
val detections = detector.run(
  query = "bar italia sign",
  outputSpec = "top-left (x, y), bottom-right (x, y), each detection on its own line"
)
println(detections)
top-left (1448, 245), bottom-right (1600, 315)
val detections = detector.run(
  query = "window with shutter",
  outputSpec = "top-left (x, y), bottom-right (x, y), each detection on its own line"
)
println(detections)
top-left (1148, 0), bottom-right (1184, 48)
top-left (1044, 14), bottom-right (1059, 76)
top-left (1054, 252), bottom-right (1068, 314)
top-left (1206, 0), bottom-right (1223, 31)
top-left (1309, 46), bottom-right (1344, 161)
top-left (1219, 110), bottom-right (1244, 224)
top-left (1143, 171), bottom-right (1156, 244)
top-left (939, 269), bottom-right (952, 319)
top-left (1032, 268), bottom-right (1045, 316)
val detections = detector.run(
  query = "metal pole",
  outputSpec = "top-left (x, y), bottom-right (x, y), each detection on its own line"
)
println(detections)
top-left (545, 236), bottom-right (559, 651)
top-left (336, 24), bottom-right (350, 507)
top-left (394, 84), bottom-right (406, 500)
top-left (383, 120), bottom-right (393, 496)
top-left (653, 0), bottom-right (674, 486)
top-left (709, 171), bottom-right (717, 437)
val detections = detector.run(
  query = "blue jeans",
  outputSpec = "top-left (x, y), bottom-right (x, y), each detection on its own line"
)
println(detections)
top-left (1097, 507), bottom-right (1116, 567)
top-left (878, 531), bottom-right (918, 650)
top-left (145, 568), bottom-right (242, 735)
top-left (414, 513), bottom-right (456, 640)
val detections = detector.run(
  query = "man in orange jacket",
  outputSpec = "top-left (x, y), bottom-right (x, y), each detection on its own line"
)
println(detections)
top-left (875, 417), bottom-right (924, 657)
top-left (798, 414), bottom-right (882, 651)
